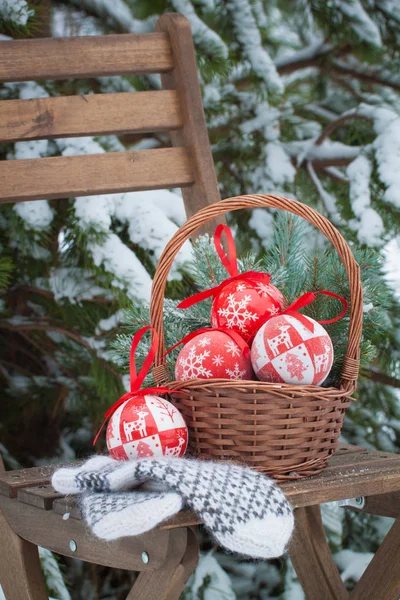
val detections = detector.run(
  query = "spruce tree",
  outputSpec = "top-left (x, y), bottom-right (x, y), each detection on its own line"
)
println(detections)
top-left (1, 1), bottom-right (400, 598)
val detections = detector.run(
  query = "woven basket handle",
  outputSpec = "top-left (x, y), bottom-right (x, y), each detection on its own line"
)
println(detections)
top-left (150, 194), bottom-right (362, 391)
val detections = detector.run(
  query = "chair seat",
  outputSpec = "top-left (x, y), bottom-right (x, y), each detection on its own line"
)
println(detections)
top-left (1, 444), bottom-right (400, 536)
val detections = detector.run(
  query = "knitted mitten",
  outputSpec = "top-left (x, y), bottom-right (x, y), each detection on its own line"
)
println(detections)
top-left (53, 456), bottom-right (294, 559)
top-left (53, 456), bottom-right (182, 541)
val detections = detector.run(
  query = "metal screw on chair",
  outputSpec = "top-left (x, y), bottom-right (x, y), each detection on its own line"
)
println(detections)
top-left (69, 540), bottom-right (77, 552)
top-left (337, 496), bottom-right (365, 509)
top-left (141, 551), bottom-right (149, 564)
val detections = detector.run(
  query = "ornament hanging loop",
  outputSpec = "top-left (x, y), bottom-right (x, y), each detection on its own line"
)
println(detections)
top-left (93, 325), bottom-right (171, 446)
top-left (282, 290), bottom-right (348, 332)
top-left (214, 224), bottom-right (239, 277)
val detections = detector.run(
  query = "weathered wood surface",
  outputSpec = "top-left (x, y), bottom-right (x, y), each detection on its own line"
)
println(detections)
top-left (0, 464), bottom-right (60, 498)
top-left (156, 14), bottom-right (223, 235)
top-left (0, 495), bottom-right (174, 571)
top-left (356, 491), bottom-right (400, 518)
top-left (0, 91), bottom-right (182, 143)
top-left (127, 528), bottom-right (199, 600)
top-left (0, 147), bottom-right (194, 203)
top-left (18, 484), bottom-right (64, 510)
top-left (0, 33), bottom-right (173, 82)
top-left (0, 509), bottom-right (48, 600)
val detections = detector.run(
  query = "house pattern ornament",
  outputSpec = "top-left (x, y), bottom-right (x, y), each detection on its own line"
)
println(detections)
top-left (107, 395), bottom-right (188, 460)
top-left (251, 314), bottom-right (334, 386)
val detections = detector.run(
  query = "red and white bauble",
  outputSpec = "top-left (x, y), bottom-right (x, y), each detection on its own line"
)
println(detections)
top-left (211, 276), bottom-right (285, 342)
top-left (175, 330), bottom-right (254, 381)
top-left (251, 314), bottom-right (333, 386)
top-left (106, 395), bottom-right (188, 461)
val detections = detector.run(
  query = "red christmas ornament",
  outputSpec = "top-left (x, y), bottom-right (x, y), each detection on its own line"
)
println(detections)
top-left (93, 325), bottom-right (188, 461)
top-left (174, 329), bottom-right (254, 381)
top-left (251, 291), bottom-right (348, 386)
top-left (106, 395), bottom-right (188, 460)
top-left (178, 225), bottom-right (285, 342)
top-left (211, 276), bottom-right (285, 342)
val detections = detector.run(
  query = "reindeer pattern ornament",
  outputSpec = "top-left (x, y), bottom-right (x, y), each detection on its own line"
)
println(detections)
top-left (107, 395), bottom-right (188, 461)
top-left (251, 314), bottom-right (334, 386)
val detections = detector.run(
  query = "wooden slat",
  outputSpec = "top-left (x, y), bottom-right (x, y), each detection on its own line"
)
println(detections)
top-left (283, 453), bottom-right (400, 508)
top-left (129, 528), bottom-right (198, 600)
top-left (0, 465), bottom-right (55, 498)
top-left (0, 495), bottom-right (175, 571)
top-left (358, 491), bottom-right (400, 518)
top-left (18, 484), bottom-right (63, 510)
top-left (0, 91), bottom-right (182, 143)
top-left (0, 33), bottom-right (173, 82)
top-left (0, 147), bottom-right (194, 203)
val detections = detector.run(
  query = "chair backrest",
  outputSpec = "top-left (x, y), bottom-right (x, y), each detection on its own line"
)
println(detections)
top-left (0, 13), bottom-right (220, 230)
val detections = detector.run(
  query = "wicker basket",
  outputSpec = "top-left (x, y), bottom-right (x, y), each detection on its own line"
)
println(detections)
top-left (150, 194), bottom-right (362, 480)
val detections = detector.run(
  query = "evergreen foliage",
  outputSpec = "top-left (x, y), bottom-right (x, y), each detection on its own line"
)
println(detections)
top-left (1, 0), bottom-right (400, 598)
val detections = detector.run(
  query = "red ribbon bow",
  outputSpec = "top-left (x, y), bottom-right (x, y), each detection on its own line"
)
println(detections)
top-left (281, 290), bottom-right (348, 332)
top-left (165, 327), bottom-right (250, 358)
top-left (93, 325), bottom-right (171, 446)
top-left (178, 224), bottom-right (271, 310)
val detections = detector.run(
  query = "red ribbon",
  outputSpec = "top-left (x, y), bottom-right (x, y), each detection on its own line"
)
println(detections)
top-left (93, 325), bottom-right (171, 446)
top-left (214, 224), bottom-right (239, 277)
top-left (165, 327), bottom-right (250, 358)
top-left (178, 222), bottom-right (271, 310)
top-left (281, 290), bottom-right (348, 332)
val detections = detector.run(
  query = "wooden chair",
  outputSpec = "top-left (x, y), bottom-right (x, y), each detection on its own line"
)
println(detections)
top-left (1, 14), bottom-right (400, 600)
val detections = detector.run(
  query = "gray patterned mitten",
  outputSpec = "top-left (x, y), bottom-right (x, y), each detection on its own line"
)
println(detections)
top-left (53, 456), bottom-right (294, 559)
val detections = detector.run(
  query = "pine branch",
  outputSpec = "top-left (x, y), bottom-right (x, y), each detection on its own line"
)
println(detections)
top-left (363, 369), bottom-right (400, 389)
top-left (331, 60), bottom-right (400, 92)
top-left (0, 321), bottom-right (122, 381)
top-left (315, 112), bottom-right (372, 146)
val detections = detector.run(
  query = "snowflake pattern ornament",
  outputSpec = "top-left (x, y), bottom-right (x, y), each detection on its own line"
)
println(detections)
top-left (106, 395), bottom-right (188, 461)
top-left (175, 329), bottom-right (254, 382)
top-left (211, 277), bottom-right (285, 342)
top-left (251, 314), bottom-right (334, 386)
top-left (177, 224), bottom-right (286, 343)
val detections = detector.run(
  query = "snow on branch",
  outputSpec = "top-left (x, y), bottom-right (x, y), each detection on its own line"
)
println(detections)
top-left (347, 155), bottom-right (384, 247)
top-left (332, 0), bottom-right (382, 47)
top-left (315, 109), bottom-right (372, 146)
top-left (59, 0), bottom-right (153, 34)
top-left (357, 103), bottom-right (400, 209)
top-left (228, 0), bottom-right (283, 94)
top-left (285, 139), bottom-right (360, 167)
top-left (275, 40), bottom-right (332, 73)
top-left (0, 0), bottom-right (34, 26)
top-left (332, 59), bottom-right (400, 92)
top-left (171, 0), bottom-right (228, 60)
top-left (307, 161), bottom-right (340, 223)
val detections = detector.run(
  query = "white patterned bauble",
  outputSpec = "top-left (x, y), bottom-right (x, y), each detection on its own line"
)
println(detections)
top-left (106, 395), bottom-right (188, 461)
top-left (251, 314), bottom-right (333, 386)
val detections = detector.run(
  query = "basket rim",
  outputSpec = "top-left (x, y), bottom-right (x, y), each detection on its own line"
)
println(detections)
top-left (163, 376), bottom-right (355, 399)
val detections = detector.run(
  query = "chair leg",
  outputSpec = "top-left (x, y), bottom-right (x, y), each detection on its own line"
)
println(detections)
top-left (350, 516), bottom-right (400, 600)
top-left (289, 505), bottom-right (349, 600)
top-left (0, 509), bottom-right (48, 600)
top-left (126, 528), bottom-right (199, 600)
